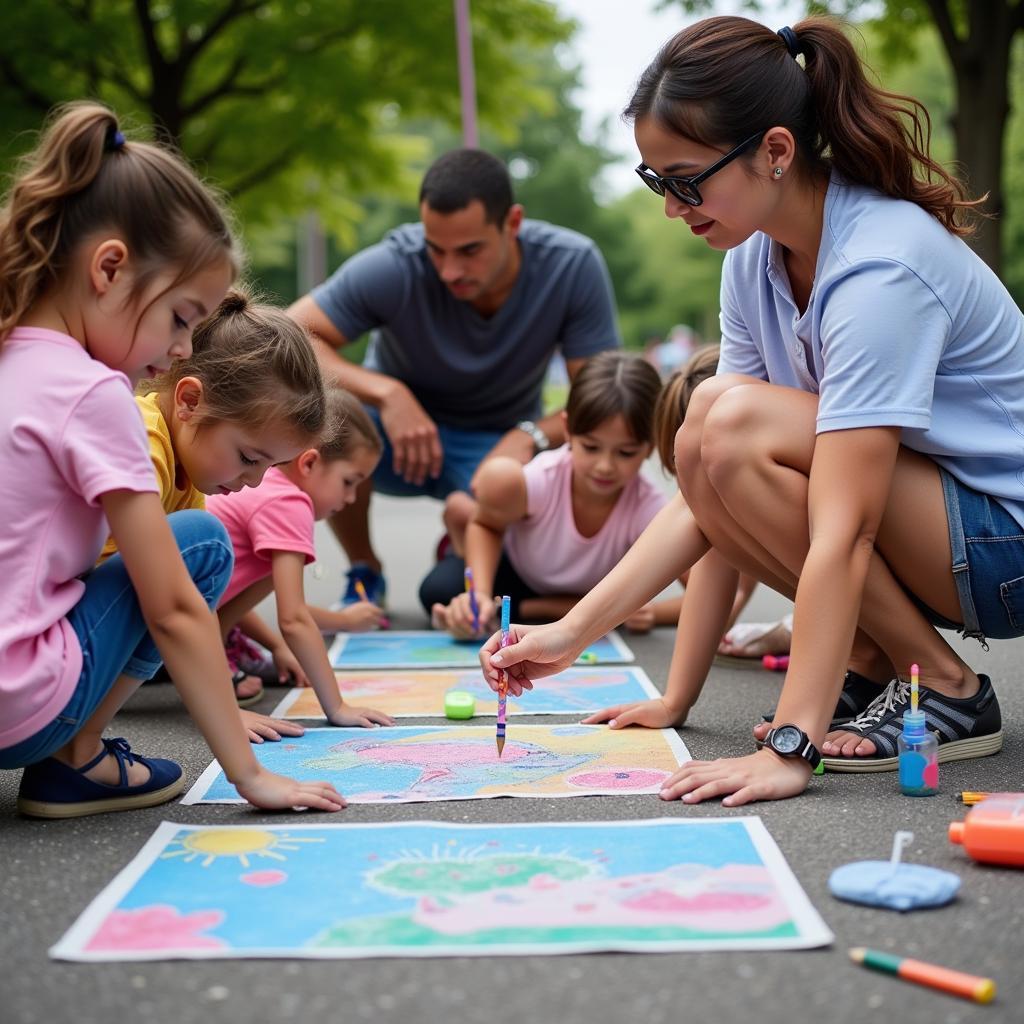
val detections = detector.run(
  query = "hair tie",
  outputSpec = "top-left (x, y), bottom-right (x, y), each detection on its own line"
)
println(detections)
top-left (105, 127), bottom-right (126, 152)
top-left (777, 26), bottom-right (800, 59)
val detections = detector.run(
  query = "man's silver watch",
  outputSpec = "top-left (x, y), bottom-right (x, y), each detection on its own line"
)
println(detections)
top-left (516, 420), bottom-right (551, 455)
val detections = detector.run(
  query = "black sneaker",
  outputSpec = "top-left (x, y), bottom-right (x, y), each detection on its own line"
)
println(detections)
top-left (763, 670), bottom-right (884, 729)
top-left (822, 674), bottom-right (1003, 774)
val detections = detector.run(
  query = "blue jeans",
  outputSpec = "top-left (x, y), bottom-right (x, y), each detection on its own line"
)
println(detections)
top-left (936, 468), bottom-right (1024, 642)
top-left (0, 510), bottom-right (233, 769)
top-left (367, 406), bottom-right (505, 501)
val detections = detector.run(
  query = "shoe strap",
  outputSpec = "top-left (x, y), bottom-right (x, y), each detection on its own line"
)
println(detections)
top-left (101, 737), bottom-right (137, 787)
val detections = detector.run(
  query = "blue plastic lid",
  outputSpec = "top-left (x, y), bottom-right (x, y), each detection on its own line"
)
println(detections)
top-left (902, 709), bottom-right (927, 736)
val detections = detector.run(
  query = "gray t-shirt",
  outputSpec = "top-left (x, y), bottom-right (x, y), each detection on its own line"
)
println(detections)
top-left (311, 219), bottom-right (621, 430)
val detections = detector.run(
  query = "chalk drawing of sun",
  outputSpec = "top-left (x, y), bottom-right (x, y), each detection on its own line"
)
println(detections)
top-left (160, 829), bottom-right (323, 868)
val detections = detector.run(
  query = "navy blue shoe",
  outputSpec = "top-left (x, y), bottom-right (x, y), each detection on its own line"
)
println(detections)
top-left (17, 737), bottom-right (185, 819)
top-left (340, 562), bottom-right (387, 607)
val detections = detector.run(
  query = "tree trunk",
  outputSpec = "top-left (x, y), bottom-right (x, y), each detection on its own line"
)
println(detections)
top-left (936, 1), bottom-right (1017, 278)
top-left (949, 22), bottom-right (1011, 276)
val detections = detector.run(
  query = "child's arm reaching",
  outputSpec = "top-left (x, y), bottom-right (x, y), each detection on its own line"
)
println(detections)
top-left (584, 550), bottom-right (739, 729)
top-left (445, 458), bottom-right (528, 639)
top-left (308, 601), bottom-right (386, 634)
top-left (271, 550), bottom-right (394, 728)
top-left (104, 492), bottom-right (345, 812)
top-left (235, 609), bottom-right (308, 686)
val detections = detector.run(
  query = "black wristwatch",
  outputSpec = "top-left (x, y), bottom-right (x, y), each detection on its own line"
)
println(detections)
top-left (516, 419), bottom-right (551, 455)
top-left (763, 724), bottom-right (821, 770)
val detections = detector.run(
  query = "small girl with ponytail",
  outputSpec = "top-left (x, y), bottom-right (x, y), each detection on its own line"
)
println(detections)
top-left (0, 102), bottom-right (344, 817)
top-left (100, 287), bottom-right (336, 717)
top-left (482, 15), bottom-right (1023, 805)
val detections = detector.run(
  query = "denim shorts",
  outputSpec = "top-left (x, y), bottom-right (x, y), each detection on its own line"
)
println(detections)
top-left (935, 468), bottom-right (1024, 642)
top-left (0, 510), bottom-right (233, 770)
top-left (366, 406), bottom-right (506, 501)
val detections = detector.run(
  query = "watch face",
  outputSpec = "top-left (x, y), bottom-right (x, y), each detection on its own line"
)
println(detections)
top-left (772, 726), bottom-right (802, 754)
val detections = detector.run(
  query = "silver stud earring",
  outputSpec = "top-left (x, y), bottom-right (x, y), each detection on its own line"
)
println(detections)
top-left (773, 166), bottom-right (783, 178)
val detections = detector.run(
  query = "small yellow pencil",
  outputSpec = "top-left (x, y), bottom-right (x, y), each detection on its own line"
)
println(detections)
top-left (354, 580), bottom-right (369, 603)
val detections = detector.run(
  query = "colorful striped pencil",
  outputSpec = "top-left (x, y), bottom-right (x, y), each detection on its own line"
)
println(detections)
top-left (849, 947), bottom-right (995, 1004)
top-left (496, 595), bottom-right (511, 757)
top-left (957, 791), bottom-right (992, 806)
top-left (464, 566), bottom-right (479, 633)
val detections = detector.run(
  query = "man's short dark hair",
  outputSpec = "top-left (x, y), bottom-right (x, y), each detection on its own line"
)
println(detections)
top-left (419, 149), bottom-right (513, 226)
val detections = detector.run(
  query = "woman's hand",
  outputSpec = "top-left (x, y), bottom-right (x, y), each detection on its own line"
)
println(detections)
top-left (582, 697), bottom-right (687, 730)
top-left (658, 748), bottom-right (812, 806)
top-left (478, 620), bottom-right (582, 695)
top-left (234, 768), bottom-right (346, 811)
top-left (239, 710), bottom-right (306, 744)
top-left (327, 704), bottom-right (395, 728)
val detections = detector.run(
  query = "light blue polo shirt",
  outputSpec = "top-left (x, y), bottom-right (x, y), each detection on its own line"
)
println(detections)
top-left (718, 172), bottom-right (1024, 529)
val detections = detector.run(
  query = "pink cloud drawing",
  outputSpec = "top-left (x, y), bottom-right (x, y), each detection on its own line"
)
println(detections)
top-left (85, 904), bottom-right (226, 951)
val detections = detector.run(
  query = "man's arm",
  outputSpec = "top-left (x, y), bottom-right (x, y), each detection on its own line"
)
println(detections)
top-left (288, 295), bottom-right (443, 485)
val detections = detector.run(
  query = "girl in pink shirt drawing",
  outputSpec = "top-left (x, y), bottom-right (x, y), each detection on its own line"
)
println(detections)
top-left (423, 352), bottom-right (681, 638)
top-left (208, 390), bottom-right (393, 728)
top-left (0, 103), bottom-right (344, 818)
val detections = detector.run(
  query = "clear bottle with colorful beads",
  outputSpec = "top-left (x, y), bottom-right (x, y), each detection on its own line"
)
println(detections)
top-left (897, 664), bottom-right (938, 796)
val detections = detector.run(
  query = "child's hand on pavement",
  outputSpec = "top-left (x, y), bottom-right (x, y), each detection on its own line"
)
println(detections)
top-left (240, 710), bottom-right (306, 744)
top-left (582, 697), bottom-right (687, 730)
top-left (446, 592), bottom-right (496, 640)
top-left (338, 601), bottom-right (386, 632)
top-left (234, 767), bottom-right (346, 811)
top-left (271, 643), bottom-right (307, 686)
top-left (327, 704), bottom-right (395, 728)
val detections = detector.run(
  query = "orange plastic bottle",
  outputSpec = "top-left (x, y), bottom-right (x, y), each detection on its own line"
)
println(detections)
top-left (948, 793), bottom-right (1024, 868)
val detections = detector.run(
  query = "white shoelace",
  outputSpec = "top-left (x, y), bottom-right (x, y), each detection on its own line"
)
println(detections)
top-left (845, 678), bottom-right (911, 732)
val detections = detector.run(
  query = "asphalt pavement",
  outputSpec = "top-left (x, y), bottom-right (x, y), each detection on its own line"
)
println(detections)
top-left (2, 488), bottom-right (1022, 1024)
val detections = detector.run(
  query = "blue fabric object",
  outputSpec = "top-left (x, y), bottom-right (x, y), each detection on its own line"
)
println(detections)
top-left (341, 562), bottom-right (388, 607)
top-left (829, 860), bottom-right (961, 911)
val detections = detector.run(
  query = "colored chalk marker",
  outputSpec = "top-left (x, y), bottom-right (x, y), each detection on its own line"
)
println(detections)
top-left (849, 947), bottom-right (995, 1004)
top-left (464, 566), bottom-right (479, 634)
top-left (579, 651), bottom-right (598, 664)
top-left (956, 790), bottom-right (991, 806)
top-left (354, 579), bottom-right (369, 603)
top-left (496, 595), bottom-right (511, 757)
top-left (762, 654), bottom-right (789, 671)
top-left (898, 662), bottom-right (937, 797)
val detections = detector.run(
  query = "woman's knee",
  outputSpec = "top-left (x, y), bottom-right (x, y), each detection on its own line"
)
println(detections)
top-left (675, 376), bottom-right (759, 497)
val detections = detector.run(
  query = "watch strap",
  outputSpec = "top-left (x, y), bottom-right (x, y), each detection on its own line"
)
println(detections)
top-left (516, 420), bottom-right (550, 454)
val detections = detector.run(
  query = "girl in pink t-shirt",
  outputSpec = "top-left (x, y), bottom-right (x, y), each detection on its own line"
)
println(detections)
top-left (208, 391), bottom-right (393, 728)
top-left (0, 103), bottom-right (344, 818)
top-left (424, 352), bottom-right (682, 637)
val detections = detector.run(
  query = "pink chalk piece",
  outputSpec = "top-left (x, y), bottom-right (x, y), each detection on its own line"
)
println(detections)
top-left (566, 768), bottom-right (670, 789)
top-left (240, 869), bottom-right (287, 887)
top-left (85, 905), bottom-right (226, 951)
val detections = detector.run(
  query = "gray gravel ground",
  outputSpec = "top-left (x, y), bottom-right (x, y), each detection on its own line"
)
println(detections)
top-left (2, 491), bottom-right (1022, 1024)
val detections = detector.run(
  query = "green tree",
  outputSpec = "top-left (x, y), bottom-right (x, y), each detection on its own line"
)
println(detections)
top-left (0, 0), bottom-right (570, 232)
top-left (665, 1), bottom-right (1024, 277)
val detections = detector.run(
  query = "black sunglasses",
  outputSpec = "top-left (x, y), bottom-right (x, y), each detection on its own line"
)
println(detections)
top-left (635, 131), bottom-right (766, 207)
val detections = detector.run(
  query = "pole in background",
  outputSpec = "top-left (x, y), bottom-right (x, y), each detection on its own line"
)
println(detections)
top-left (454, 0), bottom-right (478, 147)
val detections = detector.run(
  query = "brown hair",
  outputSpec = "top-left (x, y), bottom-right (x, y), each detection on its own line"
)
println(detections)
top-left (566, 351), bottom-right (662, 444)
top-left (0, 101), bottom-right (239, 342)
top-left (154, 289), bottom-right (325, 442)
top-left (317, 387), bottom-right (383, 462)
top-left (625, 16), bottom-right (983, 235)
top-left (654, 345), bottom-right (720, 472)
